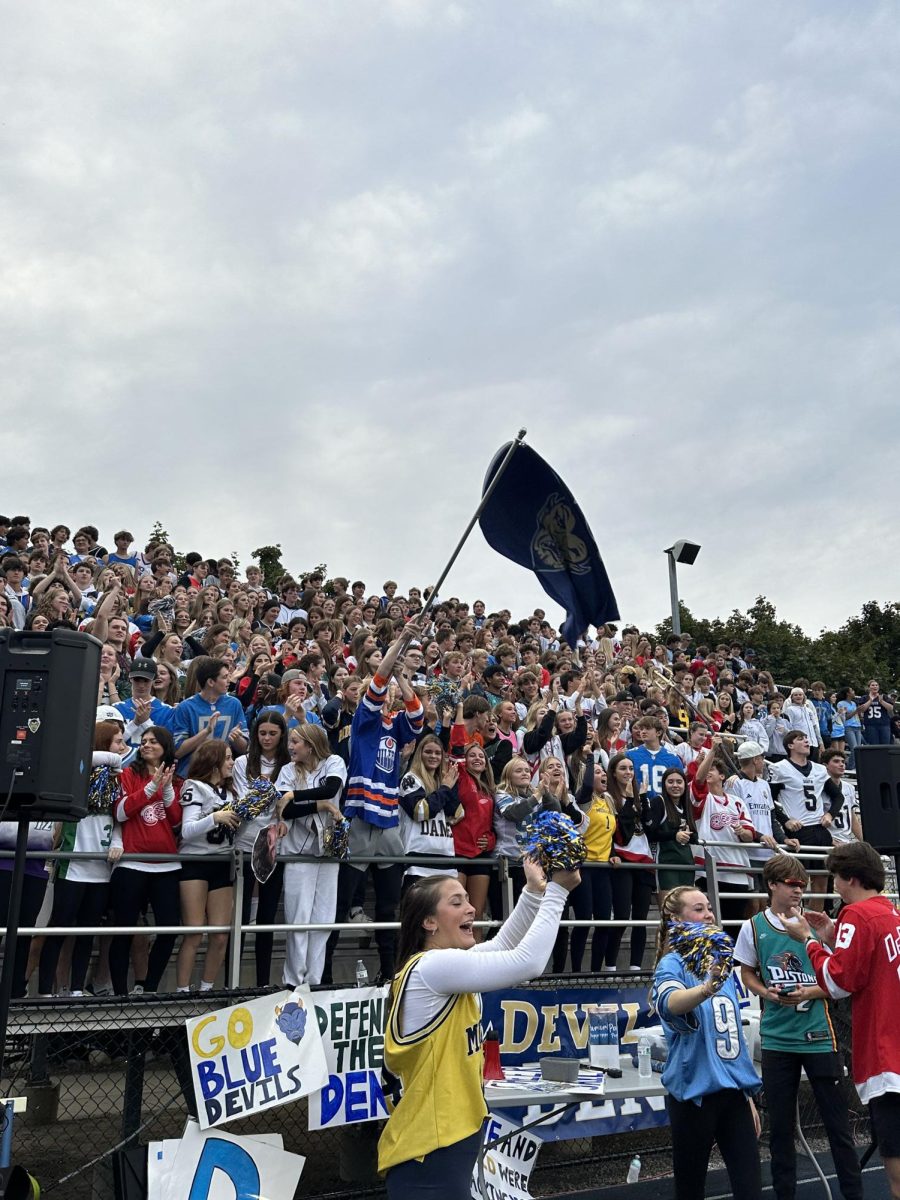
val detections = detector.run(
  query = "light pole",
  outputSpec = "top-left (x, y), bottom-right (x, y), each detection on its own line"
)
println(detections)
top-left (664, 540), bottom-right (701, 635)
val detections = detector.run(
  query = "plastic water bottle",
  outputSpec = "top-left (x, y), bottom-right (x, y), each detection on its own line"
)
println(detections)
top-left (638, 1036), bottom-right (652, 1079)
top-left (627, 1155), bottom-right (641, 1183)
top-left (355, 959), bottom-right (369, 988)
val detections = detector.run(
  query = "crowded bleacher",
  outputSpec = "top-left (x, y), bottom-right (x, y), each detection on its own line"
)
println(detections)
top-left (0, 514), bottom-right (894, 999)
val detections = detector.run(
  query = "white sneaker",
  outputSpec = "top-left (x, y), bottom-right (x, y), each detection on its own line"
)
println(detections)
top-left (130, 985), bottom-right (145, 996)
top-left (349, 908), bottom-right (370, 924)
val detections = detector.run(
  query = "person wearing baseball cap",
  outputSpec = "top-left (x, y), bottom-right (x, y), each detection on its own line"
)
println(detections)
top-left (114, 658), bottom-right (176, 758)
top-left (727, 740), bottom-right (800, 907)
top-left (96, 705), bottom-right (125, 725)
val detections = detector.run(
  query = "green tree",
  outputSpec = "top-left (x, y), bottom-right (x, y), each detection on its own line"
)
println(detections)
top-left (146, 520), bottom-right (186, 572)
top-left (655, 595), bottom-right (899, 690)
top-left (147, 520), bottom-right (171, 547)
top-left (809, 602), bottom-right (900, 688)
top-left (252, 544), bottom-right (286, 590)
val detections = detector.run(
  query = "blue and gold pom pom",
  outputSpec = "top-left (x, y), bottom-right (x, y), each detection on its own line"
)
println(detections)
top-left (668, 920), bottom-right (734, 978)
top-left (518, 810), bottom-right (586, 874)
top-left (218, 777), bottom-right (278, 825)
top-left (323, 817), bottom-right (351, 861)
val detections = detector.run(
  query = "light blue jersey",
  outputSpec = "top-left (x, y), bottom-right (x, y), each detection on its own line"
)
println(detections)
top-left (651, 952), bottom-right (761, 1104)
top-left (114, 697), bottom-right (175, 754)
top-left (627, 744), bottom-right (681, 798)
top-left (171, 694), bottom-right (248, 777)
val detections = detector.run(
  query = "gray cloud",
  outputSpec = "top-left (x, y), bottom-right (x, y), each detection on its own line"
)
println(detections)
top-left (4, 0), bottom-right (898, 635)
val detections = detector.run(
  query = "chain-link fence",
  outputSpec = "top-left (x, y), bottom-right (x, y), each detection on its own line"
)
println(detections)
top-left (1, 844), bottom-right (892, 1196)
top-left (3, 980), bottom-right (874, 1198)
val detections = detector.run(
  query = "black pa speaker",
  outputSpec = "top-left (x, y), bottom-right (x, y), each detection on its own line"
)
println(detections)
top-left (0, 628), bottom-right (101, 821)
top-left (854, 744), bottom-right (900, 853)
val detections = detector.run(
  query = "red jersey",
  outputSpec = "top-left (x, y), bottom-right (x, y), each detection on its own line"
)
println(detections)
top-left (690, 776), bottom-right (754, 887)
top-left (807, 895), bottom-right (900, 1103)
top-left (450, 768), bottom-right (496, 859)
top-left (116, 767), bottom-right (183, 866)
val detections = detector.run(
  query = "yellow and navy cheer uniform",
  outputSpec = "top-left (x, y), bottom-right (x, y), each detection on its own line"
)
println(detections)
top-left (377, 950), bottom-right (486, 1175)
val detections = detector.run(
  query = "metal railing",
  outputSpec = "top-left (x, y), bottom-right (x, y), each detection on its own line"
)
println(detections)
top-left (1, 839), bottom-right (894, 988)
top-left (0, 841), bottom-right (888, 1199)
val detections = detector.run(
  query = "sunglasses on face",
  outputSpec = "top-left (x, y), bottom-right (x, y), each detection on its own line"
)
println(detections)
top-left (780, 879), bottom-right (806, 888)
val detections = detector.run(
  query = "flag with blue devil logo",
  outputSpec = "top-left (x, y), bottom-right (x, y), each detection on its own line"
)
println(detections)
top-left (479, 443), bottom-right (619, 647)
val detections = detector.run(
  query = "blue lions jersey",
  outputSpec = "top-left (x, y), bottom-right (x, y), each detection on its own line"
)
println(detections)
top-left (651, 952), bottom-right (761, 1103)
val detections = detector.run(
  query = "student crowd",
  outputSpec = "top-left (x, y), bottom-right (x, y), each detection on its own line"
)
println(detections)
top-left (0, 517), bottom-right (894, 1000)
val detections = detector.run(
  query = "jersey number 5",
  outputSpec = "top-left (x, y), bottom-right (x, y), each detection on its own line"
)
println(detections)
top-left (803, 784), bottom-right (817, 812)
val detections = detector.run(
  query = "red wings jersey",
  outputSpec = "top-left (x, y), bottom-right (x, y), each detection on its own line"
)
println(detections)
top-left (690, 781), bottom-right (754, 886)
top-left (807, 895), bottom-right (900, 1103)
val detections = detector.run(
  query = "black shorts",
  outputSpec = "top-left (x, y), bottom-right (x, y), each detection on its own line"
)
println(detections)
top-left (869, 1092), bottom-right (900, 1158)
top-left (796, 824), bottom-right (833, 849)
top-left (458, 859), bottom-right (495, 878)
top-left (179, 859), bottom-right (233, 891)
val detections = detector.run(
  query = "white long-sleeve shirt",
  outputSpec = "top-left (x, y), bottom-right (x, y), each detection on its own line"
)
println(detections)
top-left (397, 883), bottom-right (566, 1036)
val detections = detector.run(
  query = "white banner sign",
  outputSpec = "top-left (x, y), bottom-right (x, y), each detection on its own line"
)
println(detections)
top-left (309, 985), bottom-right (391, 1130)
top-left (471, 1115), bottom-right (541, 1200)
top-left (186, 990), bottom-right (328, 1129)
top-left (149, 1123), bottom-right (304, 1200)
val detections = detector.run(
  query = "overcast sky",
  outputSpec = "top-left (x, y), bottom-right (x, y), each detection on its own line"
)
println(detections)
top-left (5, 1), bottom-right (898, 637)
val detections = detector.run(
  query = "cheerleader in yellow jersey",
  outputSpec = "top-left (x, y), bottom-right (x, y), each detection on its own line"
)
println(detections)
top-left (378, 859), bottom-right (580, 1198)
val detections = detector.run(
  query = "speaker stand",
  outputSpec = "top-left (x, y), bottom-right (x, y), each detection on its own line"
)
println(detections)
top-left (0, 821), bottom-right (32, 1085)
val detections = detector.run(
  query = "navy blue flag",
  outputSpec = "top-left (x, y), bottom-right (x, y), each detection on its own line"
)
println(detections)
top-left (479, 442), bottom-right (619, 647)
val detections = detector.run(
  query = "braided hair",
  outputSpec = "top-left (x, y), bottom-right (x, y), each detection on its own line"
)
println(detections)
top-left (653, 885), bottom-right (701, 969)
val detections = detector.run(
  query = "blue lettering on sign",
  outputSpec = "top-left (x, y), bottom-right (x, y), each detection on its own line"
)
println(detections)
top-left (481, 985), bottom-right (669, 1142)
top-left (187, 1138), bottom-right (261, 1200)
top-left (196, 1039), bottom-right (281, 1100)
top-left (345, 1073), bottom-right (369, 1122)
top-left (317, 1070), bottom-right (389, 1126)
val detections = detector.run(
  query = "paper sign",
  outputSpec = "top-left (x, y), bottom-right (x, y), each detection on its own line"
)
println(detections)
top-left (309, 985), bottom-right (390, 1129)
top-left (150, 1122), bottom-right (303, 1200)
top-left (148, 1132), bottom-right (285, 1200)
top-left (186, 990), bottom-right (328, 1129)
top-left (471, 1115), bottom-right (540, 1200)
top-left (485, 1066), bottom-right (606, 1098)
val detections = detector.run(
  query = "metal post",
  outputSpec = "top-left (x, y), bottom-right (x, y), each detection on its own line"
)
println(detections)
top-left (120, 1030), bottom-right (147, 1147)
top-left (227, 850), bottom-right (244, 991)
top-left (0, 821), bottom-right (31, 1081)
top-left (28, 1035), bottom-right (49, 1085)
top-left (418, 429), bottom-right (527, 623)
top-left (705, 850), bottom-right (722, 925)
top-left (498, 858), bottom-right (513, 923)
top-left (667, 551), bottom-right (681, 635)
top-left (0, 1100), bottom-right (13, 1169)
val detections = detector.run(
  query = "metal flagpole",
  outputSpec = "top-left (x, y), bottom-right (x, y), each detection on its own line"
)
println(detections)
top-left (417, 428), bottom-right (527, 625)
